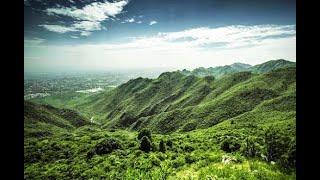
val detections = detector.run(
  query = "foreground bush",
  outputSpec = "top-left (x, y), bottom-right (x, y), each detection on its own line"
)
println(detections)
top-left (87, 138), bottom-right (121, 159)
top-left (242, 136), bottom-right (262, 158)
top-left (138, 128), bottom-right (152, 140)
top-left (264, 126), bottom-right (296, 171)
top-left (220, 137), bottom-right (241, 153)
top-left (140, 136), bottom-right (152, 152)
top-left (159, 140), bottom-right (166, 152)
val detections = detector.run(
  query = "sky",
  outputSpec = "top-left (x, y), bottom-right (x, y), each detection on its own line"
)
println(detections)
top-left (24, 0), bottom-right (296, 72)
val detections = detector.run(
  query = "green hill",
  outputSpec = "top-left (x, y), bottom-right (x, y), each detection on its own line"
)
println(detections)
top-left (24, 101), bottom-right (90, 138)
top-left (73, 66), bottom-right (295, 134)
top-left (180, 62), bottom-right (252, 78)
top-left (24, 60), bottom-right (296, 179)
top-left (180, 59), bottom-right (295, 78)
top-left (249, 59), bottom-right (296, 73)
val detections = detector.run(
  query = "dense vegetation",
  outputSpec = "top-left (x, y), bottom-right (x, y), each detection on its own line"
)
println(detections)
top-left (25, 59), bottom-right (296, 179)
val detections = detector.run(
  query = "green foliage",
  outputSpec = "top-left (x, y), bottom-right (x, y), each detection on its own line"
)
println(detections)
top-left (89, 138), bottom-right (121, 157)
top-left (181, 121), bottom-right (198, 132)
top-left (172, 155), bottom-right (186, 168)
top-left (264, 126), bottom-right (296, 171)
top-left (137, 128), bottom-right (152, 140)
top-left (220, 137), bottom-right (241, 153)
top-left (166, 139), bottom-right (173, 148)
top-left (279, 138), bottom-right (296, 171)
top-left (24, 60), bottom-right (296, 179)
top-left (242, 136), bottom-right (263, 158)
top-left (139, 136), bottom-right (152, 152)
top-left (265, 126), bottom-right (290, 162)
top-left (159, 140), bottom-right (166, 152)
top-left (249, 59), bottom-right (295, 74)
top-left (24, 123), bottom-right (295, 179)
top-left (60, 63), bottom-right (296, 135)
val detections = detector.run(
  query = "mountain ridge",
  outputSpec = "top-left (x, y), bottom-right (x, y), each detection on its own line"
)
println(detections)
top-left (28, 59), bottom-right (296, 134)
top-left (72, 64), bottom-right (295, 134)
top-left (180, 59), bottom-right (295, 78)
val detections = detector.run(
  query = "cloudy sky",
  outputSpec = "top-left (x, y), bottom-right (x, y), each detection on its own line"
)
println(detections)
top-left (24, 0), bottom-right (296, 72)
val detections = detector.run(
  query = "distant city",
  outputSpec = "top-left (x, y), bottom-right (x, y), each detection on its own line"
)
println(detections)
top-left (24, 69), bottom-right (169, 100)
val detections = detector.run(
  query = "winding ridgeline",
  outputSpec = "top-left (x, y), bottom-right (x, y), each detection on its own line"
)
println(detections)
top-left (24, 59), bottom-right (296, 179)
top-left (72, 59), bottom-right (295, 133)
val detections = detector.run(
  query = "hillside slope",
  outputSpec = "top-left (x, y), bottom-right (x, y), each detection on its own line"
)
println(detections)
top-left (249, 59), bottom-right (296, 73)
top-left (180, 59), bottom-right (295, 78)
top-left (181, 62), bottom-right (252, 78)
top-left (24, 60), bottom-right (296, 179)
top-left (24, 101), bottom-right (90, 137)
top-left (74, 66), bottom-right (295, 134)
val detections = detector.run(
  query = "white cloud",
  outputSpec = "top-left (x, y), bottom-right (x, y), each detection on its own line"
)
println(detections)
top-left (96, 25), bottom-right (295, 52)
top-left (122, 18), bottom-right (135, 23)
top-left (39, 21), bottom-right (102, 36)
top-left (156, 25), bottom-right (296, 48)
top-left (41, 0), bottom-right (128, 36)
top-left (39, 24), bottom-right (77, 33)
top-left (25, 25), bottom-right (296, 70)
top-left (149, 21), bottom-right (157, 25)
top-left (80, 31), bottom-right (92, 36)
top-left (46, 0), bottom-right (128, 22)
top-left (73, 21), bottom-right (101, 31)
top-left (127, 18), bottom-right (135, 23)
top-left (121, 17), bottom-right (144, 24)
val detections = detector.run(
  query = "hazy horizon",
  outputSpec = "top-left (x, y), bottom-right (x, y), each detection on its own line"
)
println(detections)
top-left (24, 59), bottom-right (295, 75)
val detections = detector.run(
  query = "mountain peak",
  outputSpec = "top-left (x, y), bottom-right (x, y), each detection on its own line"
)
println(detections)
top-left (230, 62), bottom-right (252, 69)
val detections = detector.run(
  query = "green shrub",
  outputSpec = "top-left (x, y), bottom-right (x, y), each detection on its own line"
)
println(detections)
top-left (150, 154), bottom-right (161, 166)
top-left (166, 139), bottom-right (173, 148)
top-left (138, 128), bottom-right (152, 140)
top-left (159, 140), bottom-right (166, 152)
top-left (220, 137), bottom-right (241, 153)
top-left (88, 138), bottom-right (121, 158)
top-left (157, 153), bottom-right (167, 161)
top-left (182, 122), bottom-right (198, 132)
top-left (139, 136), bottom-right (152, 152)
top-left (234, 153), bottom-right (245, 163)
top-left (183, 144), bottom-right (195, 152)
top-left (172, 156), bottom-right (186, 168)
top-left (242, 136), bottom-right (262, 158)
top-left (185, 154), bottom-right (196, 164)
top-left (264, 127), bottom-right (290, 162)
top-left (278, 138), bottom-right (296, 171)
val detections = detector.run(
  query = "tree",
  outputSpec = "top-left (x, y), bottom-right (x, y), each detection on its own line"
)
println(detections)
top-left (242, 136), bottom-right (261, 158)
top-left (278, 138), bottom-right (296, 171)
top-left (159, 140), bottom-right (166, 152)
top-left (140, 136), bottom-right (152, 152)
top-left (93, 138), bottom-right (121, 155)
top-left (264, 126), bottom-right (292, 162)
top-left (220, 137), bottom-right (241, 153)
top-left (138, 128), bottom-right (152, 140)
